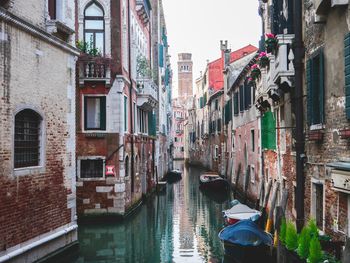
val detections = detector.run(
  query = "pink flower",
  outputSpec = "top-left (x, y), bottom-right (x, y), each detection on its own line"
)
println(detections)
top-left (248, 77), bottom-right (253, 82)
top-left (259, 52), bottom-right (267, 58)
top-left (251, 64), bottom-right (258, 69)
top-left (266, 33), bottom-right (275, 39)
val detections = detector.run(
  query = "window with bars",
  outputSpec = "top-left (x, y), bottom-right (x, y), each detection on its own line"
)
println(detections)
top-left (14, 110), bottom-right (42, 168)
top-left (80, 159), bottom-right (104, 178)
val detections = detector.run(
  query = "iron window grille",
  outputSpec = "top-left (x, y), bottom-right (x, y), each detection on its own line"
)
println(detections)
top-left (14, 110), bottom-right (42, 168)
top-left (80, 159), bottom-right (104, 178)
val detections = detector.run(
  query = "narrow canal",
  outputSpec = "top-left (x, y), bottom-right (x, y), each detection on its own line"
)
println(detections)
top-left (69, 161), bottom-right (233, 263)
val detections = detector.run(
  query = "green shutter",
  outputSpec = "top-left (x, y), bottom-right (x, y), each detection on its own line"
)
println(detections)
top-left (148, 112), bottom-right (156, 136)
top-left (203, 92), bottom-right (207, 105)
top-left (261, 111), bottom-right (276, 150)
top-left (306, 59), bottom-right (313, 125)
top-left (224, 99), bottom-right (232, 124)
top-left (100, 96), bottom-right (106, 130)
top-left (84, 97), bottom-right (87, 130)
top-left (319, 49), bottom-right (325, 124)
top-left (345, 33), bottom-right (350, 119)
top-left (239, 85), bottom-right (244, 112)
top-left (234, 92), bottom-right (239, 115)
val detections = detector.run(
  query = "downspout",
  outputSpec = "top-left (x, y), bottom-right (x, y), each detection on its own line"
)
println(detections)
top-left (294, 0), bottom-right (305, 232)
top-left (127, 0), bottom-right (135, 193)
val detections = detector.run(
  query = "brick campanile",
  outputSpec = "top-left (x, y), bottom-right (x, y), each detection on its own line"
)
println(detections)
top-left (178, 53), bottom-right (193, 103)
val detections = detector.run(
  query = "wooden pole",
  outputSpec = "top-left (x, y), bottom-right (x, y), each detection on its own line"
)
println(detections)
top-left (265, 181), bottom-right (280, 233)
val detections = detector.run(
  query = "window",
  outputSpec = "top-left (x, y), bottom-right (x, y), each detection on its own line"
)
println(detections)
top-left (80, 159), bottom-right (104, 178)
top-left (314, 183), bottom-right (324, 229)
top-left (261, 110), bottom-right (276, 150)
top-left (48, 0), bottom-right (57, 19)
top-left (125, 156), bottom-right (129, 177)
top-left (244, 81), bottom-right (252, 110)
top-left (84, 96), bottom-right (106, 130)
top-left (251, 130), bottom-right (255, 152)
top-left (234, 92), bottom-right (239, 115)
top-left (217, 118), bottom-right (221, 133)
top-left (84, 2), bottom-right (105, 54)
top-left (306, 50), bottom-right (324, 125)
top-left (215, 99), bottom-right (218, 110)
top-left (14, 109), bottom-right (42, 168)
top-left (124, 96), bottom-right (128, 132)
top-left (251, 166), bottom-right (255, 183)
top-left (239, 85), bottom-right (244, 112)
top-left (214, 145), bottom-right (219, 159)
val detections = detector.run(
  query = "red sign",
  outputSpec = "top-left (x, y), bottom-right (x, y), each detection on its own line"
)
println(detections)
top-left (106, 165), bottom-right (116, 177)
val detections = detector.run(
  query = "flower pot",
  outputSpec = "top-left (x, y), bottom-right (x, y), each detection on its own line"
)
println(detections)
top-left (308, 130), bottom-right (324, 141)
top-left (339, 128), bottom-right (350, 139)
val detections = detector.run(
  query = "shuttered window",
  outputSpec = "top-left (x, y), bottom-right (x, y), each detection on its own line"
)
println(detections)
top-left (234, 92), bottom-right (239, 115)
top-left (224, 99), bottom-right (232, 124)
top-left (148, 111), bottom-right (156, 136)
top-left (345, 33), bottom-right (350, 119)
top-left (306, 49), bottom-right (324, 126)
top-left (239, 85), bottom-right (244, 112)
top-left (244, 81), bottom-right (252, 110)
top-left (261, 110), bottom-right (276, 150)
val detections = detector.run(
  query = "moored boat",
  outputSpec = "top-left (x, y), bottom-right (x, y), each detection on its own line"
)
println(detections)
top-left (199, 172), bottom-right (229, 191)
top-left (218, 220), bottom-right (273, 262)
top-left (166, 169), bottom-right (182, 183)
top-left (223, 200), bottom-right (261, 225)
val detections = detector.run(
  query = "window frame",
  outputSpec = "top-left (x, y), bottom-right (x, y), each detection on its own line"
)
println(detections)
top-left (77, 156), bottom-right (105, 181)
top-left (84, 2), bottom-right (105, 55)
top-left (13, 108), bottom-right (46, 176)
top-left (83, 95), bottom-right (107, 132)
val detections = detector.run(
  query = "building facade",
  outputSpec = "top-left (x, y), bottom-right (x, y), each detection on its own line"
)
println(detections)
top-left (75, 0), bottom-right (172, 218)
top-left (0, 0), bottom-right (78, 261)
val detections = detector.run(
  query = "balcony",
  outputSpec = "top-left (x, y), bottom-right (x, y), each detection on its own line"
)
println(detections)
top-left (136, 0), bottom-right (151, 24)
top-left (136, 79), bottom-right (158, 111)
top-left (78, 55), bottom-right (111, 87)
top-left (273, 34), bottom-right (295, 91)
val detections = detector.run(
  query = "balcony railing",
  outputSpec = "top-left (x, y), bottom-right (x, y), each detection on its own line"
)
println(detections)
top-left (273, 34), bottom-right (295, 91)
top-left (78, 55), bottom-right (111, 87)
top-left (136, 0), bottom-right (151, 24)
top-left (136, 78), bottom-right (158, 111)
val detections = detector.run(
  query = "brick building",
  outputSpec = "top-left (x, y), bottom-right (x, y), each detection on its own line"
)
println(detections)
top-left (75, 0), bottom-right (172, 218)
top-left (0, 0), bottom-right (79, 262)
top-left (302, 1), bottom-right (350, 241)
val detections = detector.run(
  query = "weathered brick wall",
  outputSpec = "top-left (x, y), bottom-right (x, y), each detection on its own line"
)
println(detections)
top-left (304, 4), bottom-right (350, 240)
top-left (0, 22), bottom-right (76, 251)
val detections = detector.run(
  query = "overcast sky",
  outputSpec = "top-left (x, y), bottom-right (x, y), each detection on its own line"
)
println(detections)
top-left (161, 0), bottom-right (262, 97)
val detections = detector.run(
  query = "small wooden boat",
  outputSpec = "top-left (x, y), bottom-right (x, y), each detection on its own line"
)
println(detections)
top-left (199, 172), bottom-right (229, 191)
top-left (218, 220), bottom-right (273, 262)
top-left (223, 200), bottom-right (261, 225)
top-left (166, 169), bottom-right (182, 183)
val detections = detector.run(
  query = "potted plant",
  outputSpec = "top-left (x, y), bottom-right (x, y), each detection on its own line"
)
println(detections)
top-left (308, 237), bottom-right (323, 263)
top-left (250, 64), bottom-right (261, 80)
top-left (297, 226), bottom-right (310, 260)
top-left (265, 33), bottom-right (278, 54)
top-left (258, 52), bottom-right (270, 68)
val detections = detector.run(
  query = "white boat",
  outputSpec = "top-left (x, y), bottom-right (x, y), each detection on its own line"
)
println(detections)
top-left (223, 200), bottom-right (261, 225)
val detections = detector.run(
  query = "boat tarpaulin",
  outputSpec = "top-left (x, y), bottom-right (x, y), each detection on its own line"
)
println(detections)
top-left (218, 220), bottom-right (273, 247)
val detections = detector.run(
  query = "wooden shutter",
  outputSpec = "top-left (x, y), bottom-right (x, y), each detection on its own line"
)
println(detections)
top-left (261, 111), bottom-right (276, 149)
top-left (245, 82), bottom-right (252, 109)
top-left (234, 92), bottom-right (239, 115)
top-left (239, 85), bottom-right (244, 112)
top-left (345, 33), bottom-right (350, 119)
top-left (100, 96), bottom-right (106, 130)
top-left (319, 50), bottom-right (325, 124)
top-left (306, 59), bottom-right (313, 126)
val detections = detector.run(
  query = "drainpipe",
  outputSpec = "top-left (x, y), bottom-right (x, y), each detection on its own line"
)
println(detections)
top-left (294, 0), bottom-right (305, 232)
top-left (127, 0), bottom-right (135, 193)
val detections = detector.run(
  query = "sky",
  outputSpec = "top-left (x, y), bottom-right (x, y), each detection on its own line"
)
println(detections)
top-left (161, 0), bottom-right (262, 97)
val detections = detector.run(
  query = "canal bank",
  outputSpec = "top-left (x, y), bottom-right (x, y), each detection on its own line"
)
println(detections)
top-left (65, 161), bottom-right (235, 263)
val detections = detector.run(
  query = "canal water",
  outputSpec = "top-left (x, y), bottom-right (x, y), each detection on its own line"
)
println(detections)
top-left (69, 161), bottom-right (234, 263)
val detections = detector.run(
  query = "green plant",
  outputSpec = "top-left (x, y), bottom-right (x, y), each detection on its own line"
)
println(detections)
top-left (279, 218), bottom-right (287, 244)
top-left (308, 237), bottom-right (323, 263)
top-left (297, 226), bottom-right (310, 259)
top-left (308, 219), bottom-right (319, 240)
top-left (322, 252), bottom-right (341, 263)
top-left (76, 40), bottom-right (102, 56)
top-left (285, 222), bottom-right (298, 251)
top-left (136, 54), bottom-right (151, 78)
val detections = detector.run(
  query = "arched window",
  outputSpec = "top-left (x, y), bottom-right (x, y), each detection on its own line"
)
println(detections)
top-left (14, 109), bottom-right (42, 168)
top-left (125, 156), bottom-right (129, 177)
top-left (84, 2), bottom-right (104, 54)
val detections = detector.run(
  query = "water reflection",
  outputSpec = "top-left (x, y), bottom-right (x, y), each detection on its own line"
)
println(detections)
top-left (69, 161), bottom-right (232, 263)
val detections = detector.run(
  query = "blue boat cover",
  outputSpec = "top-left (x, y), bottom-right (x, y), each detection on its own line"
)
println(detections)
top-left (218, 220), bottom-right (273, 247)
